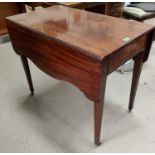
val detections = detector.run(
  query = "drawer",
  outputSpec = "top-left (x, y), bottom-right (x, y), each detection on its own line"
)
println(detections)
top-left (108, 34), bottom-right (148, 74)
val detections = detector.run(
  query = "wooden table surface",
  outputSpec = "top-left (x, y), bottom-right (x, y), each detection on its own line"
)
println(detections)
top-left (6, 5), bottom-right (155, 146)
top-left (6, 5), bottom-right (153, 59)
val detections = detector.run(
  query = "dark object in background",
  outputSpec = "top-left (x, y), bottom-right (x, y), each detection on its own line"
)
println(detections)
top-left (25, 2), bottom-right (124, 17)
top-left (128, 2), bottom-right (155, 12)
top-left (123, 2), bottom-right (155, 22)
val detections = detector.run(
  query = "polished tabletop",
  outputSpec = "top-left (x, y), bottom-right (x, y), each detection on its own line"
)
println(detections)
top-left (7, 5), bottom-right (154, 59)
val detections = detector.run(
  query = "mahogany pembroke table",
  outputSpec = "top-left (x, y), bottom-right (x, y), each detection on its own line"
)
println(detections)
top-left (6, 5), bottom-right (154, 146)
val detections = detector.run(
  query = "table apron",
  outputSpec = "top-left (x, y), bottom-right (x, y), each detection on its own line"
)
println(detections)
top-left (7, 24), bottom-right (106, 102)
top-left (108, 34), bottom-right (148, 74)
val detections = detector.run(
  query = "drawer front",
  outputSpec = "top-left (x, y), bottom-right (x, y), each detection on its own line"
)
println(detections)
top-left (108, 34), bottom-right (148, 74)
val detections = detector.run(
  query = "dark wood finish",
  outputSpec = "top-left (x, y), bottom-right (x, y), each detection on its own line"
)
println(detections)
top-left (143, 31), bottom-right (155, 62)
top-left (129, 52), bottom-right (144, 111)
top-left (6, 5), bottom-right (155, 146)
top-left (105, 2), bottom-right (123, 17)
top-left (25, 2), bottom-right (123, 17)
top-left (0, 2), bottom-right (25, 36)
top-left (94, 61), bottom-right (107, 146)
top-left (25, 2), bottom-right (105, 9)
top-left (24, 2), bottom-right (106, 10)
top-left (16, 3), bottom-right (27, 13)
top-left (20, 55), bottom-right (34, 95)
top-left (108, 35), bottom-right (147, 74)
top-left (58, 2), bottom-right (105, 9)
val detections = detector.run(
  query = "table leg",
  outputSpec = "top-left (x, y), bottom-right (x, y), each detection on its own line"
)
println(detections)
top-left (129, 52), bottom-right (144, 111)
top-left (20, 55), bottom-right (34, 95)
top-left (94, 101), bottom-right (103, 146)
top-left (94, 70), bottom-right (107, 146)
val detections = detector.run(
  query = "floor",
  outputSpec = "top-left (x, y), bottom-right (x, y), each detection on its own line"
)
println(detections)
top-left (0, 19), bottom-right (155, 153)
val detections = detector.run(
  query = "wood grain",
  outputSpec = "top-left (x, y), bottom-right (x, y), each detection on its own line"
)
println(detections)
top-left (0, 2), bottom-right (23, 35)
